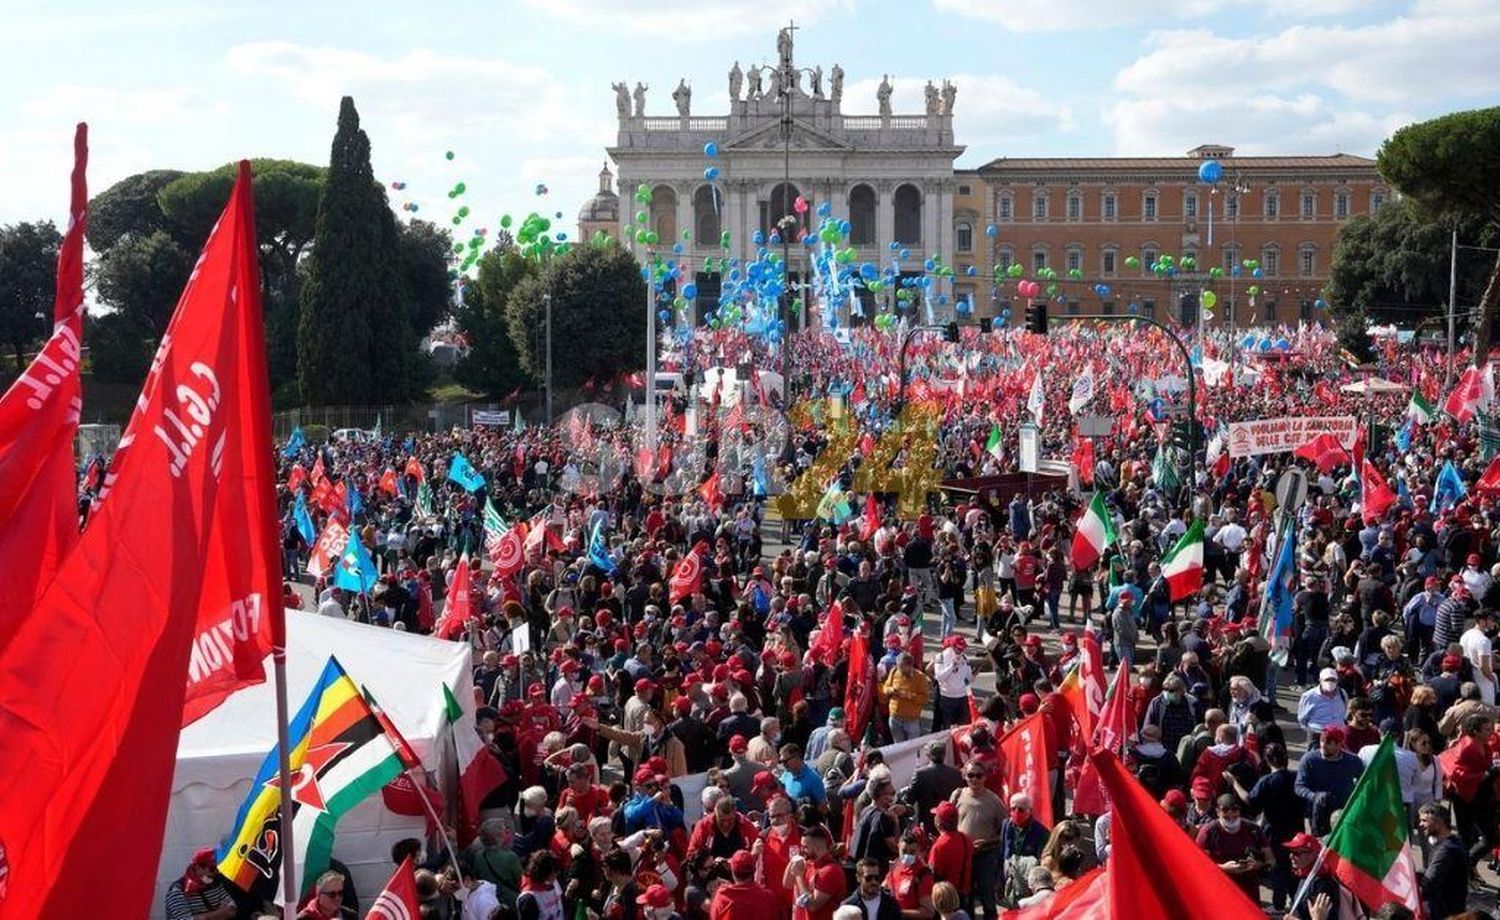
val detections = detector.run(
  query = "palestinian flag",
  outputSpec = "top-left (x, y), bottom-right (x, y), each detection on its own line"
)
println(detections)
top-left (1070, 492), bottom-right (1116, 571)
top-left (444, 682), bottom-right (507, 845)
top-left (1407, 390), bottom-right (1435, 425)
top-left (1160, 519), bottom-right (1204, 600)
top-left (218, 657), bottom-right (409, 904)
top-left (415, 479), bottom-right (434, 518)
top-left (1320, 736), bottom-right (1422, 916)
top-left (985, 424), bottom-right (1004, 460)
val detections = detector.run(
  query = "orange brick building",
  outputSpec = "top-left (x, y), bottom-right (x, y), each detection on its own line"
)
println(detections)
top-left (950, 145), bottom-right (1386, 327)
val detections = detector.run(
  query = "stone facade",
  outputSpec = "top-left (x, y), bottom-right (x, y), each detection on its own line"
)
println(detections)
top-left (957, 145), bottom-right (1387, 326)
top-left (598, 31), bottom-right (964, 326)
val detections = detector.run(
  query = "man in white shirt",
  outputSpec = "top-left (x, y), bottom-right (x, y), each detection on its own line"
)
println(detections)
top-left (1461, 554), bottom-right (1495, 601)
top-left (1460, 609), bottom-right (1496, 704)
top-left (931, 636), bottom-right (973, 730)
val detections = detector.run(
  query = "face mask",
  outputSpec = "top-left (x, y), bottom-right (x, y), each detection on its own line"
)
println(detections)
top-left (1164, 691), bottom-right (1181, 704)
top-left (1427, 835), bottom-right (1440, 847)
top-left (899, 854), bottom-right (916, 866)
top-left (1008, 809), bottom-right (1029, 824)
top-left (1221, 817), bottom-right (1242, 833)
top-left (453, 887), bottom-right (470, 903)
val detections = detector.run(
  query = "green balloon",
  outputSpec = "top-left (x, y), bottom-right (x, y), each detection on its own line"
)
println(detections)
top-left (445, 150), bottom-right (455, 160)
top-left (454, 182), bottom-right (466, 194)
top-left (1201, 290), bottom-right (1217, 309)
top-left (644, 230), bottom-right (659, 245)
top-left (1125, 256), bottom-right (1141, 269)
top-left (1007, 263), bottom-right (1024, 278)
top-left (500, 214), bottom-right (513, 228)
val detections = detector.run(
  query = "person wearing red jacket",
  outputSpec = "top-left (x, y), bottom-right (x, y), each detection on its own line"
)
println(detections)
top-left (926, 802), bottom-right (972, 901)
top-left (711, 851), bottom-right (781, 920)
top-left (686, 796), bottom-right (760, 864)
top-left (1446, 713), bottom-right (1497, 862)
top-left (759, 795), bottom-right (802, 920)
top-left (885, 832), bottom-right (936, 919)
top-left (1188, 723), bottom-right (1257, 801)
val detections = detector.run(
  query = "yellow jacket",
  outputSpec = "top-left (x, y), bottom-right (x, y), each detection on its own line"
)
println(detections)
top-left (883, 668), bottom-right (930, 720)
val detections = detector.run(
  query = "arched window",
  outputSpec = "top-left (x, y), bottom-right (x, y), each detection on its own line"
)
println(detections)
top-left (1101, 246), bottom-right (1118, 276)
top-left (997, 247), bottom-right (1015, 274)
top-left (693, 185), bottom-right (722, 242)
top-left (1299, 243), bottom-right (1316, 277)
top-left (893, 184), bottom-right (922, 244)
top-left (1184, 192), bottom-right (1198, 220)
top-left (998, 190), bottom-right (1014, 222)
top-left (956, 221), bottom-right (973, 253)
top-left (1335, 190), bottom-right (1350, 219)
top-left (1142, 190), bottom-right (1158, 220)
top-left (1262, 244), bottom-right (1281, 277)
top-left (1066, 191), bottom-right (1082, 221)
top-left (849, 184), bottom-right (875, 245)
top-left (1065, 246), bottom-right (1083, 273)
top-left (649, 185), bottom-right (678, 243)
top-left (761, 182), bottom-right (801, 237)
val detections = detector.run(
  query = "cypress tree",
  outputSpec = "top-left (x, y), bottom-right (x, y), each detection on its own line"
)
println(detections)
top-left (298, 96), bottom-right (412, 404)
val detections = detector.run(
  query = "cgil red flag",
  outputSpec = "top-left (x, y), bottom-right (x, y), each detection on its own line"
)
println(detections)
top-left (997, 710), bottom-right (1053, 827)
top-left (1070, 435), bottom-right (1095, 487)
top-left (379, 467), bottom-right (399, 496)
top-left (367, 856), bottom-right (422, 920)
top-left (700, 469), bottom-right (724, 512)
top-left (1475, 455), bottom-right (1500, 495)
top-left (1444, 365), bottom-right (1485, 423)
top-left (0, 124), bottom-right (88, 632)
top-left (1090, 748), bottom-right (1266, 919)
top-left (1361, 460), bottom-right (1398, 522)
top-left (670, 539), bottom-right (709, 604)
top-left (1293, 432), bottom-right (1349, 473)
top-left (0, 162), bottom-right (282, 917)
top-left (1071, 659), bottom-right (1132, 816)
top-left (434, 554), bottom-right (474, 640)
top-left (809, 600), bottom-right (845, 665)
top-left (843, 626), bottom-right (876, 745)
top-left (493, 521), bottom-right (529, 579)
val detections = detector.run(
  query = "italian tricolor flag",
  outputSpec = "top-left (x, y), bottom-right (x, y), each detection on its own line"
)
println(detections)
top-left (1070, 492), bottom-right (1117, 570)
top-left (985, 424), bottom-right (1004, 460)
top-left (1321, 736), bottom-right (1423, 916)
top-left (1160, 519), bottom-right (1204, 600)
top-left (444, 682), bottom-right (507, 844)
top-left (1407, 390), bottom-right (1435, 425)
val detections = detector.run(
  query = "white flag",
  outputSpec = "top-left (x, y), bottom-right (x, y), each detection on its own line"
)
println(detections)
top-left (1069, 364), bottom-right (1096, 415)
top-left (1027, 373), bottom-right (1045, 423)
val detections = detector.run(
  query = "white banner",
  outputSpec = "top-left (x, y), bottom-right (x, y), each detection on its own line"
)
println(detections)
top-left (1227, 415), bottom-right (1358, 458)
top-left (472, 410), bottom-right (510, 427)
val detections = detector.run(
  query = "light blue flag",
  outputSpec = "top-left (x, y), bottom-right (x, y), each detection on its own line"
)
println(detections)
top-left (346, 480), bottom-right (364, 517)
top-left (293, 491), bottom-right (316, 545)
top-left (588, 520), bottom-right (618, 575)
top-left (1395, 422), bottom-right (1412, 453)
top-left (447, 452), bottom-right (487, 492)
top-left (750, 455), bottom-right (770, 498)
top-left (1435, 460), bottom-right (1467, 513)
top-left (1258, 516), bottom-right (1297, 666)
top-left (333, 535), bottom-right (380, 593)
top-left (1397, 474), bottom-right (1413, 509)
top-left (282, 426), bottom-right (306, 458)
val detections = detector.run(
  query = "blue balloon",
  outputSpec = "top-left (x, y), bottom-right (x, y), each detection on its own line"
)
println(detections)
top-left (839, 219), bottom-right (851, 235)
top-left (753, 230), bottom-right (765, 245)
top-left (1197, 160), bottom-right (1223, 184)
top-left (966, 266), bottom-right (977, 276)
top-left (1275, 338), bottom-right (1290, 350)
top-left (704, 166), bottom-right (720, 181)
top-left (659, 310), bottom-right (672, 323)
top-left (1258, 337), bottom-right (1273, 351)
top-left (1001, 308), bottom-right (1012, 319)
top-left (1128, 302), bottom-right (1140, 314)
top-left (1315, 298), bottom-right (1328, 310)
top-left (1241, 334), bottom-right (1256, 348)
top-left (937, 294), bottom-right (949, 305)
top-left (1252, 267), bottom-right (1264, 278)
top-left (682, 283), bottom-right (698, 299)
top-left (889, 241), bottom-right (899, 251)
top-left (860, 262), bottom-right (878, 279)
top-left (817, 201), bottom-right (832, 217)
top-left (672, 242), bottom-right (684, 254)
top-left (1231, 265), bottom-right (1242, 278)
top-left (985, 224), bottom-right (998, 238)
top-left (900, 248), bottom-right (911, 260)
top-left (704, 141), bottom-right (718, 157)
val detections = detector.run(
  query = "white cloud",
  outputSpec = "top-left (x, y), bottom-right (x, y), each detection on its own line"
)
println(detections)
top-left (519, 0), bottom-right (853, 38)
top-left (934, 0), bottom-right (1463, 32)
top-left (1115, 5), bottom-right (1500, 105)
top-left (844, 74), bottom-right (1072, 145)
top-left (1103, 0), bottom-right (1498, 156)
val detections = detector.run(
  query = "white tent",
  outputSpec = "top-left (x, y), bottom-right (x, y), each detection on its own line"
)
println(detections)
top-left (154, 610), bottom-right (475, 918)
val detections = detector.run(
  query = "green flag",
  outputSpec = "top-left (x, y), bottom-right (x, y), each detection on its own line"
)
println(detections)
top-left (1320, 736), bottom-right (1421, 915)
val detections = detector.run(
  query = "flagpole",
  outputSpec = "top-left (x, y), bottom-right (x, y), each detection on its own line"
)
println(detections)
top-left (405, 765), bottom-right (466, 885)
top-left (273, 651), bottom-right (298, 910)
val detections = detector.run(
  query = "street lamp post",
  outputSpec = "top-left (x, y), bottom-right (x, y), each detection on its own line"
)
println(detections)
top-left (545, 291), bottom-right (553, 424)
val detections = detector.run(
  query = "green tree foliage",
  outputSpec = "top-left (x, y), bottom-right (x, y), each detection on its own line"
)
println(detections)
top-left (0, 221), bottom-right (62, 370)
top-left (86, 170), bottom-right (185, 252)
top-left (1327, 199), bottom-right (1497, 325)
top-left (398, 219), bottom-right (456, 338)
top-left (86, 311), bottom-right (157, 384)
top-left (505, 242), bottom-right (646, 390)
top-left (298, 96), bottom-right (413, 405)
top-left (453, 246), bottom-right (535, 395)
top-left (1378, 107), bottom-right (1500, 361)
top-left (94, 230), bottom-right (194, 338)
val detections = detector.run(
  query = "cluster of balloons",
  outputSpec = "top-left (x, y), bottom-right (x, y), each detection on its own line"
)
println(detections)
top-left (535, 184), bottom-right (549, 196)
top-left (390, 181), bottom-right (407, 191)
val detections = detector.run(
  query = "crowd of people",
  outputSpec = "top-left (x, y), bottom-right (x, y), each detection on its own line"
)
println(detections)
top-left (167, 320), bottom-right (1500, 920)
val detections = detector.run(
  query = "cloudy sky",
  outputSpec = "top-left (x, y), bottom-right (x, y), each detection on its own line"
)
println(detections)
top-left (1, 0), bottom-right (1496, 233)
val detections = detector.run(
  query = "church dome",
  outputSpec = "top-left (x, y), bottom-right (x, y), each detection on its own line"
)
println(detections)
top-left (578, 162), bottom-right (619, 223)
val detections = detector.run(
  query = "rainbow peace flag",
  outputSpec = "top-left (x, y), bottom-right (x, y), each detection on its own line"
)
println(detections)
top-left (217, 657), bottom-right (412, 903)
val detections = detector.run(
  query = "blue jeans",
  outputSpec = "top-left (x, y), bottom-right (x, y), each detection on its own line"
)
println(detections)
top-left (940, 598), bottom-right (957, 637)
top-left (890, 716), bottom-right (923, 742)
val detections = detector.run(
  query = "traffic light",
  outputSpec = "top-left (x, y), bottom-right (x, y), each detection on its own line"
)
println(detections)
top-left (943, 322), bottom-right (959, 343)
top-left (1026, 303), bottom-right (1048, 335)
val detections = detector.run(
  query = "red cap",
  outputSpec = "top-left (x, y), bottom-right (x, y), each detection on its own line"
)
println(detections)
top-left (712, 664), bottom-right (731, 681)
top-left (711, 684), bottom-right (729, 699)
top-left (1061, 632), bottom-right (1078, 646)
top-left (705, 640), bottom-right (723, 656)
top-left (597, 610), bottom-right (614, 626)
top-left (557, 606), bottom-right (574, 619)
top-left (527, 682), bottom-right (545, 698)
top-left (1018, 693), bottom-right (1040, 714)
top-left (933, 801), bottom-right (959, 827)
top-left (1285, 832), bottom-right (1322, 852)
top-left (672, 697), bottom-right (692, 715)
top-left (728, 850), bottom-right (756, 876)
top-left (1321, 725), bottom-right (1347, 743)
top-left (588, 675), bottom-right (604, 691)
top-left (561, 659), bottom-right (581, 674)
top-left (637, 885), bottom-right (673, 908)
top-left (634, 678), bottom-right (658, 693)
top-left (1190, 777), bottom-right (1213, 797)
top-left (502, 654), bottom-right (519, 667)
top-left (1023, 634), bottom-right (1042, 647)
top-left (614, 638), bottom-right (630, 651)
top-left (752, 770), bottom-right (778, 790)
top-left (885, 635), bottom-right (902, 648)
top-left (570, 696), bottom-right (594, 710)
top-left (647, 756), bottom-right (670, 774)
top-left (731, 669), bottom-right (753, 685)
top-left (1426, 576), bottom-right (1442, 589)
top-left (728, 734), bottom-right (749, 753)
top-left (1443, 654), bottom-right (1463, 671)
top-left (633, 766), bottom-right (656, 785)
top-left (1161, 789), bottom-right (1188, 809)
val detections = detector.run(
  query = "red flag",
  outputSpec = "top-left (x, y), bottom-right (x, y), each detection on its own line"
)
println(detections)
top-left (1444, 366), bottom-right (1485, 423)
top-left (997, 711), bottom-right (1053, 827)
top-left (1476, 456), bottom-right (1500, 495)
top-left (1090, 748), bottom-right (1265, 919)
top-left (307, 519), bottom-right (351, 579)
top-left (287, 462), bottom-right (307, 493)
top-left (367, 856), bottom-right (422, 920)
top-left (0, 162), bottom-right (282, 917)
top-left (670, 539), bottom-right (709, 603)
top-left (1000, 865), bottom-right (1106, 919)
top-left (809, 600), bottom-right (845, 665)
top-left (494, 521), bottom-right (529, 579)
top-left (0, 123), bottom-right (87, 624)
top-left (859, 493), bottom-right (880, 541)
top-left (1361, 460), bottom-right (1397, 522)
top-left (700, 469), bottom-right (724, 512)
top-left (434, 554), bottom-right (474, 640)
top-left (310, 453), bottom-right (326, 484)
top-left (844, 626), bottom-right (876, 745)
top-left (379, 467), bottom-right (399, 496)
top-left (404, 455), bottom-right (425, 482)
top-left (1070, 436), bottom-right (1095, 487)
top-left (1071, 660), bottom-right (1132, 816)
top-left (310, 474), bottom-right (334, 510)
top-left (1293, 432), bottom-right (1350, 473)
top-left (416, 577), bottom-right (436, 631)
